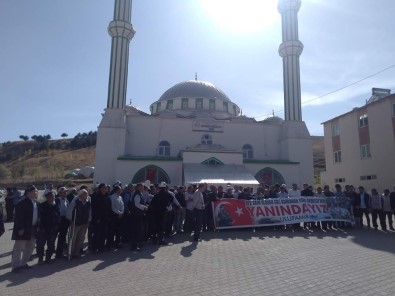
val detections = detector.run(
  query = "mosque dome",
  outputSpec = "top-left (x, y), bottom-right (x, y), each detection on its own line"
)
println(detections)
top-left (150, 80), bottom-right (240, 116)
top-left (158, 80), bottom-right (231, 102)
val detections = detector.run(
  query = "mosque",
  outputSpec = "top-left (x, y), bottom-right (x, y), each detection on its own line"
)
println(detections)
top-left (94, 0), bottom-right (313, 188)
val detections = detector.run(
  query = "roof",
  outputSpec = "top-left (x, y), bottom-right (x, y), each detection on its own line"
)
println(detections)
top-left (183, 163), bottom-right (259, 185)
top-left (321, 93), bottom-right (395, 125)
top-left (158, 80), bottom-right (231, 102)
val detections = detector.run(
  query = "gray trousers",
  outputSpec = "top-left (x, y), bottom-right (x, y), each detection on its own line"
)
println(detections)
top-left (12, 238), bottom-right (36, 269)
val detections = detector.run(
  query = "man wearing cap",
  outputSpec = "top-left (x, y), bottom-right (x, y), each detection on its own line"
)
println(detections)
top-left (66, 189), bottom-right (91, 258)
top-left (11, 185), bottom-right (39, 273)
top-left (37, 191), bottom-right (60, 264)
top-left (55, 187), bottom-right (69, 258)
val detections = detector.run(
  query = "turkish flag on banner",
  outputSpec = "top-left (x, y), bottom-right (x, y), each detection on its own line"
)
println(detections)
top-left (213, 199), bottom-right (253, 228)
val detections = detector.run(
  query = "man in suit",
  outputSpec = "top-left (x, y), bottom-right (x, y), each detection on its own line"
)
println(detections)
top-left (353, 186), bottom-right (371, 228)
top-left (11, 185), bottom-right (39, 273)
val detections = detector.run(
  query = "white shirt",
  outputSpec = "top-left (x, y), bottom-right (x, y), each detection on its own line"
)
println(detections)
top-left (110, 193), bottom-right (124, 215)
top-left (192, 190), bottom-right (205, 210)
top-left (58, 198), bottom-right (68, 217)
top-left (288, 189), bottom-right (300, 198)
top-left (31, 198), bottom-right (38, 226)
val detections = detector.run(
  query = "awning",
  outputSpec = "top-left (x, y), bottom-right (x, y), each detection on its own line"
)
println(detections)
top-left (183, 163), bottom-right (259, 185)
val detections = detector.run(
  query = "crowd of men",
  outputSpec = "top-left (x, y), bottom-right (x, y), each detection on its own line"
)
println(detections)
top-left (1, 181), bottom-right (395, 273)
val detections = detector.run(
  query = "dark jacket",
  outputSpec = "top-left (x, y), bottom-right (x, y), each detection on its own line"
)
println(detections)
top-left (389, 192), bottom-right (395, 210)
top-left (37, 202), bottom-right (60, 234)
top-left (353, 192), bottom-right (371, 209)
top-left (73, 199), bottom-right (91, 226)
top-left (150, 190), bottom-right (173, 215)
top-left (0, 207), bottom-right (5, 236)
top-left (11, 197), bottom-right (37, 240)
top-left (91, 192), bottom-right (111, 222)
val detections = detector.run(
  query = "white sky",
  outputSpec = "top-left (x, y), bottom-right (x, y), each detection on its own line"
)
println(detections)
top-left (0, 0), bottom-right (394, 142)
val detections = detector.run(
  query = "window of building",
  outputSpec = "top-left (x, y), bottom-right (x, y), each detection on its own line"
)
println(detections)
top-left (242, 144), bottom-right (254, 159)
top-left (196, 98), bottom-right (203, 109)
top-left (334, 178), bottom-right (346, 183)
top-left (233, 105), bottom-right (237, 115)
top-left (201, 134), bottom-right (212, 145)
top-left (209, 99), bottom-right (215, 111)
top-left (132, 165), bottom-right (171, 184)
top-left (202, 157), bottom-right (224, 165)
top-left (360, 175), bottom-right (377, 181)
top-left (332, 123), bottom-right (340, 136)
top-left (334, 150), bottom-right (341, 163)
top-left (158, 140), bottom-right (170, 156)
top-left (156, 102), bottom-right (161, 113)
top-left (359, 114), bottom-right (368, 127)
top-left (182, 98), bottom-right (188, 110)
top-left (223, 102), bottom-right (228, 112)
top-left (166, 100), bottom-right (173, 110)
top-left (150, 105), bottom-right (153, 113)
top-left (254, 167), bottom-right (285, 186)
top-left (360, 144), bottom-right (371, 158)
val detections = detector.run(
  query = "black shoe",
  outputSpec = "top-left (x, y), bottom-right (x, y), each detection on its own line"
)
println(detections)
top-left (38, 258), bottom-right (44, 265)
top-left (21, 264), bottom-right (32, 269)
top-left (55, 254), bottom-right (67, 259)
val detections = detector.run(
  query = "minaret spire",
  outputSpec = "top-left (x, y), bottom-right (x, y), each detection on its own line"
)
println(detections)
top-left (278, 0), bottom-right (303, 121)
top-left (107, 0), bottom-right (136, 109)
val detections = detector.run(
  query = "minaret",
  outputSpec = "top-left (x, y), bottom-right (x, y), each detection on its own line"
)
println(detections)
top-left (107, 0), bottom-right (135, 109)
top-left (278, 0), bottom-right (303, 121)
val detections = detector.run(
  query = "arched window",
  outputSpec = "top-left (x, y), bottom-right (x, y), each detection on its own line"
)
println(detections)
top-left (158, 140), bottom-right (170, 156)
top-left (132, 165), bottom-right (171, 184)
top-left (254, 167), bottom-right (285, 186)
top-left (201, 134), bottom-right (212, 145)
top-left (242, 144), bottom-right (253, 159)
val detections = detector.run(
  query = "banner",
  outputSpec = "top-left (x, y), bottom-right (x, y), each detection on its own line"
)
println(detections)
top-left (212, 197), bottom-right (354, 229)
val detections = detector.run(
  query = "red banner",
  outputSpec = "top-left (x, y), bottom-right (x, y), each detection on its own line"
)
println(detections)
top-left (212, 198), bottom-right (354, 229)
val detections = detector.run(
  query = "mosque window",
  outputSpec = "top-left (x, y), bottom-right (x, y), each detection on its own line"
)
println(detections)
top-left (182, 98), bottom-right (188, 110)
top-left (233, 105), bottom-right (237, 115)
top-left (132, 165), bottom-right (171, 184)
top-left (156, 102), bottom-right (161, 113)
top-left (223, 102), bottom-right (228, 112)
top-left (254, 167), bottom-right (285, 186)
top-left (196, 98), bottom-right (203, 109)
top-left (242, 144), bottom-right (254, 159)
top-left (209, 99), bottom-right (215, 111)
top-left (150, 105), bottom-right (153, 114)
top-left (202, 157), bottom-right (224, 165)
top-left (166, 100), bottom-right (173, 110)
top-left (201, 134), bottom-right (212, 145)
top-left (158, 140), bottom-right (170, 156)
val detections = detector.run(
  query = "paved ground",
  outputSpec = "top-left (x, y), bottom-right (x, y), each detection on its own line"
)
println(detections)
top-left (0, 220), bottom-right (394, 296)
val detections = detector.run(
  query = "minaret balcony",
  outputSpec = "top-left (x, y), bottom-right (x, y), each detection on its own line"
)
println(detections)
top-left (108, 20), bottom-right (136, 40)
top-left (279, 40), bottom-right (303, 57)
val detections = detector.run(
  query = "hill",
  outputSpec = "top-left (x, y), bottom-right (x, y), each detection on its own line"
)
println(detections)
top-left (0, 140), bottom-right (95, 188)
